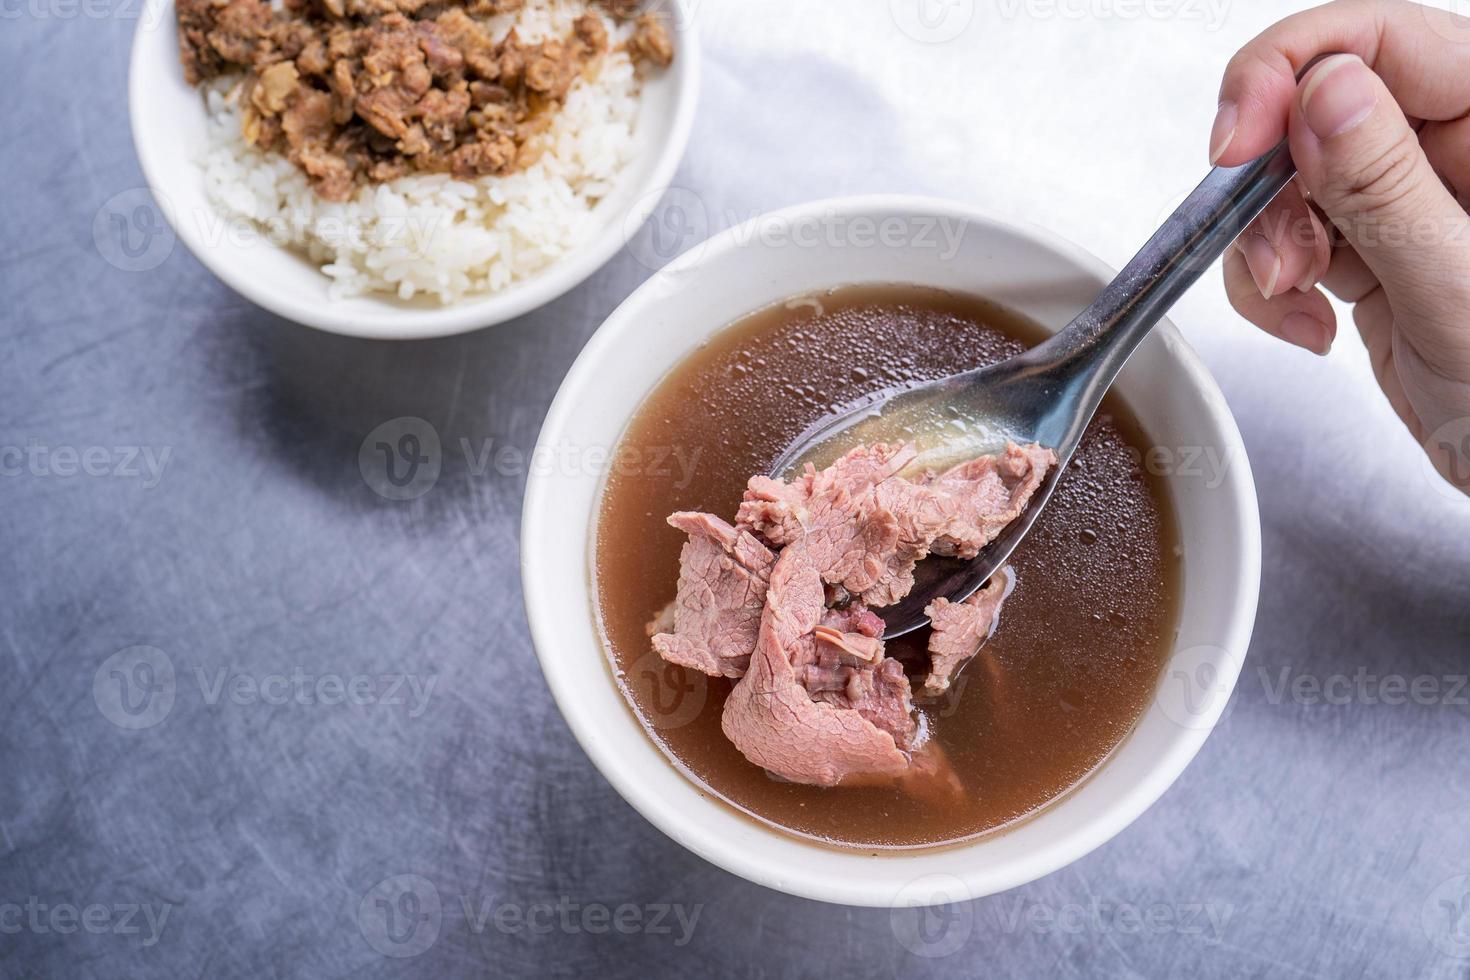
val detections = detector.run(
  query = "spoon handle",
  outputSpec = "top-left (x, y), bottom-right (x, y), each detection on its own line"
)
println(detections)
top-left (1023, 141), bottom-right (1297, 449)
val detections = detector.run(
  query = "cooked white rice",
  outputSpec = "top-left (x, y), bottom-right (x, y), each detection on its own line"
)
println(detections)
top-left (197, 0), bottom-right (641, 303)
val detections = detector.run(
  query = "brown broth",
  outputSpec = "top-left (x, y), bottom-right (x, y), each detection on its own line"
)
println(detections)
top-left (593, 285), bottom-right (1181, 850)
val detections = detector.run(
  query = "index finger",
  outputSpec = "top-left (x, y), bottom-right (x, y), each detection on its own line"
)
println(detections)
top-left (1211, 0), bottom-right (1470, 166)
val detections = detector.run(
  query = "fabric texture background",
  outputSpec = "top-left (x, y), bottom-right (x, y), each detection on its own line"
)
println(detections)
top-left (2, 1), bottom-right (1469, 976)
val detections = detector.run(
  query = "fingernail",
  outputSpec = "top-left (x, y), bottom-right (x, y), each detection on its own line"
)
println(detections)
top-left (1295, 209), bottom-right (1327, 292)
top-left (1300, 53), bottom-right (1378, 139)
top-left (1239, 233), bottom-right (1282, 298)
top-left (1209, 101), bottom-right (1238, 165)
top-left (1279, 312), bottom-right (1332, 355)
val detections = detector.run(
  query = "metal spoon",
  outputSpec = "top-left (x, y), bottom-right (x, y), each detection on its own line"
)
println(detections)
top-left (769, 142), bottom-right (1297, 638)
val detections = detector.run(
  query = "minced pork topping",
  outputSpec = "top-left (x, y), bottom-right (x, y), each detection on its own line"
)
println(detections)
top-left (177, 0), bottom-right (673, 200)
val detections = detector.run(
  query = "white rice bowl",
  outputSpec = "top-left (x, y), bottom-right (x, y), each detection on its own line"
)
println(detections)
top-left (197, 0), bottom-right (643, 304)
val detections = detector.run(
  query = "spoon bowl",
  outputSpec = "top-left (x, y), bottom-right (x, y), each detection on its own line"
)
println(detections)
top-left (771, 142), bottom-right (1297, 637)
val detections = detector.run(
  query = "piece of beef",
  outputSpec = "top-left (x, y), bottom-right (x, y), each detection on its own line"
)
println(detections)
top-left (798, 627), bottom-right (914, 747)
top-left (922, 566), bottom-right (1013, 696)
top-left (649, 512), bottom-right (774, 679)
top-left (819, 602), bottom-right (885, 638)
top-left (737, 441), bottom-right (1054, 607)
top-left (656, 440), bottom-right (1054, 788)
top-left (720, 549), bottom-right (910, 788)
top-left (796, 489), bottom-right (902, 601)
top-left (928, 442), bottom-right (1056, 558)
top-left (737, 443), bottom-right (917, 605)
top-left (737, 443), bottom-right (915, 547)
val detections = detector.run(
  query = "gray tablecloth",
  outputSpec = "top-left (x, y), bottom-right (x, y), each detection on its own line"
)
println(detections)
top-left (4, 2), bottom-right (1470, 977)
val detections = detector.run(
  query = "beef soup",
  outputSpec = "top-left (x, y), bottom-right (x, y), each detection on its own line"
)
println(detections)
top-left (594, 284), bottom-right (1181, 850)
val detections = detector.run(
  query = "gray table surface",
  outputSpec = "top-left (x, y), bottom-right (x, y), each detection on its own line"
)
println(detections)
top-left (5, 2), bottom-right (1470, 978)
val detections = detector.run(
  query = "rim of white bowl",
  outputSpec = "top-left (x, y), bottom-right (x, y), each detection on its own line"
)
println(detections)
top-left (523, 194), bottom-right (1261, 907)
top-left (127, 0), bottom-right (701, 340)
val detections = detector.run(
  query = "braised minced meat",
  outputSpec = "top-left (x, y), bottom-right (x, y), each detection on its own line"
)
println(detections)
top-left (177, 0), bottom-right (675, 200)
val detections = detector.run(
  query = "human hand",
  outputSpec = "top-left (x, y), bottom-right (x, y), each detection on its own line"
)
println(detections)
top-left (1210, 0), bottom-right (1470, 492)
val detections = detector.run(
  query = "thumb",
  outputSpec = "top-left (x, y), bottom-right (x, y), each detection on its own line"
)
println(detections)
top-left (1290, 53), bottom-right (1470, 323)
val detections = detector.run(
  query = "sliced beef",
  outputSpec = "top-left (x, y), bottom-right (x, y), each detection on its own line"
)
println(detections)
top-left (720, 549), bottom-right (910, 788)
top-left (737, 443), bottom-right (915, 547)
top-left (655, 440), bottom-right (1054, 787)
top-left (819, 601), bottom-right (885, 638)
top-left (922, 566), bottom-right (1013, 696)
top-left (736, 441), bottom-right (1054, 607)
top-left (649, 512), bottom-right (774, 679)
top-left (928, 442), bottom-right (1056, 559)
top-left (738, 442), bottom-right (914, 603)
top-left (798, 628), bottom-right (914, 747)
